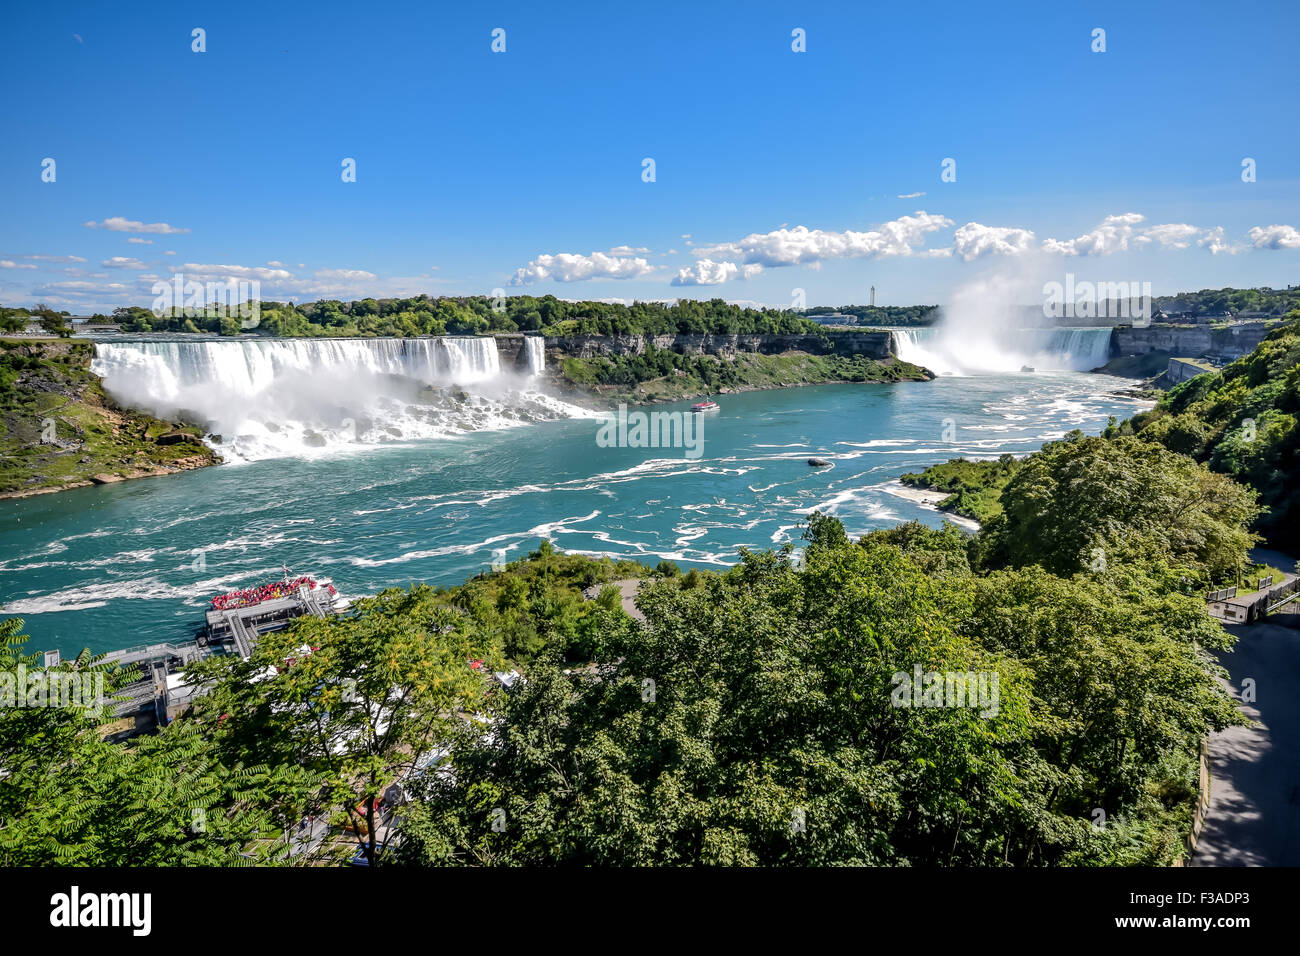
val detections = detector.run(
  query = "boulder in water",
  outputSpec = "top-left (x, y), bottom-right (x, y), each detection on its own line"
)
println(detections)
top-left (808, 458), bottom-right (831, 467)
top-left (302, 430), bottom-right (327, 448)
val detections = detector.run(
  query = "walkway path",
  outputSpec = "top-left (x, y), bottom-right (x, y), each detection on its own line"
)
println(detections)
top-left (1192, 551), bottom-right (1300, 866)
top-left (581, 578), bottom-right (646, 622)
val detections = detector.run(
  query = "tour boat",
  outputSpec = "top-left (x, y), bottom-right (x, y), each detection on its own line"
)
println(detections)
top-left (691, 400), bottom-right (720, 412)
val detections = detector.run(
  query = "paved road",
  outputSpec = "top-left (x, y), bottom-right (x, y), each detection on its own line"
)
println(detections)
top-left (1192, 615), bottom-right (1300, 866)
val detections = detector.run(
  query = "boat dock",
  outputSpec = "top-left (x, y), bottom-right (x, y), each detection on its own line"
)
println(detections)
top-left (93, 577), bottom-right (345, 739)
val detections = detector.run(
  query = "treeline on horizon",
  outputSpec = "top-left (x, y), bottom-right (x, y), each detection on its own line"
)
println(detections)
top-left (1154, 285), bottom-right (1300, 317)
top-left (97, 296), bottom-right (827, 339)
top-left (804, 304), bottom-right (939, 326)
top-left (7, 317), bottom-right (1298, 868)
top-left (2, 284), bottom-right (1294, 339)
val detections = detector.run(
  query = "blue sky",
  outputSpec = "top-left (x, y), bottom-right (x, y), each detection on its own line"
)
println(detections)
top-left (2, 0), bottom-right (1297, 313)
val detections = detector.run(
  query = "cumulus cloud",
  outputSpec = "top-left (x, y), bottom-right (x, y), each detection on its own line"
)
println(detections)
top-left (1134, 223), bottom-right (1200, 249)
top-left (102, 256), bottom-right (147, 269)
top-left (1041, 213), bottom-right (1145, 256)
top-left (670, 260), bottom-right (762, 286)
top-left (608, 245), bottom-right (650, 256)
top-left (694, 212), bottom-right (953, 267)
top-left (84, 216), bottom-right (190, 234)
top-left (1196, 226), bottom-right (1239, 255)
top-left (1247, 224), bottom-right (1300, 250)
top-left (952, 222), bottom-right (1036, 261)
top-left (127, 237), bottom-right (153, 245)
top-left (510, 251), bottom-right (655, 284)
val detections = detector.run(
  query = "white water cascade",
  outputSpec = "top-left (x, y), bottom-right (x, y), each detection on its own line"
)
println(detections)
top-left (524, 336), bottom-right (545, 377)
top-left (893, 326), bottom-right (1113, 376)
top-left (92, 337), bottom-right (588, 461)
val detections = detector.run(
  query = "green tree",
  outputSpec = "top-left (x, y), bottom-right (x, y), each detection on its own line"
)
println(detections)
top-left (982, 433), bottom-right (1258, 583)
top-left (0, 611), bottom-right (315, 865)
top-left (187, 585), bottom-right (499, 866)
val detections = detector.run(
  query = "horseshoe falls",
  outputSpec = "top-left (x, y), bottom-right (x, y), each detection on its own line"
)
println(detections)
top-left (90, 336), bottom-right (585, 461)
top-left (893, 326), bottom-right (1114, 376)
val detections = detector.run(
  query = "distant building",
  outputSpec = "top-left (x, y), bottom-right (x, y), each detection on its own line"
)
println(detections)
top-left (870, 286), bottom-right (876, 307)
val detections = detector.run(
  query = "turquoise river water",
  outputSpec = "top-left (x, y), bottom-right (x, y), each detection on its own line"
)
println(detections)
top-left (0, 370), bottom-right (1148, 656)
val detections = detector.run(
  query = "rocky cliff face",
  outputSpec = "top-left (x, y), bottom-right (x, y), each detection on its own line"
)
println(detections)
top-left (493, 334), bottom-right (527, 368)
top-left (536, 331), bottom-right (895, 361)
top-left (1111, 322), bottom-right (1274, 360)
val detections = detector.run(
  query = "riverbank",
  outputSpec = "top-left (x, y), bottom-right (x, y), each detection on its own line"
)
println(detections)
top-left (0, 339), bottom-right (219, 499)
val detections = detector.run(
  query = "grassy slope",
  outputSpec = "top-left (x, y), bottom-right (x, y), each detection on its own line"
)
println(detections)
top-left (0, 339), bottom-right (219, 497)
top-left (552, 351), bottom-right (933, 406)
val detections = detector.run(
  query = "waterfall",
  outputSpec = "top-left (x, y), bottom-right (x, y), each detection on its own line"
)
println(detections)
top-left (91, 336), bottom-right (587, 461)
top-left (893, 326), bottom-right (1113, 375)
top-left (524, 337), bottom-right (545, 377)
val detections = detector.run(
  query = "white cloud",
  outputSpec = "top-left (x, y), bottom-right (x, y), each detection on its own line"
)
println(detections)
top-left (510, 251), bottom-right (655, 284)
top-left (174, 262), bottom-right (295, 281)
top-left (314, 268), bottom-right (376, 281)
top-left (1196, 226), bottom-right (1239, 255)
top-left (23, 254), bottom-right (87, 263)
top-left (267, 260), bottom-right (285, 267)
top-left (1041, 213), bottom-right (1145, 256)
top-left (127, 237), bottom-right (153, 245)
top-left (84, 216), bottom-right (190, 234)
top-left (32, 280), bottom-right (129, 295)
top-left (671, 260), bottom-right (762, 286)
top-left (952, 222), bottom-right (1036, 261)
top-left (608, 245), bottom-right (650, 256)
top-left (0, 260), bottom-right (37, 270)
top-left (1247, 224), bottom-right (1300, 250)
top-left (897, 191), bottom-right (926, 199)
top-left (694, 212), bottom-right (953, 267)
top-left (102, 256), bottom-right (147, 270)
top-left (1135, 223), bottom-right (1199, 249)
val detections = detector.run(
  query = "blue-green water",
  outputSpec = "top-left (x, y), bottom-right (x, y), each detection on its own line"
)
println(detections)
top-left (0, 373), bottom-right (1147, 656)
